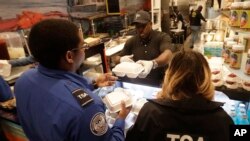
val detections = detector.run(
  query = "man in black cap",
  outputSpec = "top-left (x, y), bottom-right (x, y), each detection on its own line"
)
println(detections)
top-left (114, 10), bottom-right (174, 87)
top-left (189, 5), bottom-right (207, 48)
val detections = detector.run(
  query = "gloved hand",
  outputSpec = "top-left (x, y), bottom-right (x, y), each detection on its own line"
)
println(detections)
top-left (120, 54), bottom-right (134, 63)
top-left (136, 60), bottom-right (153, 78)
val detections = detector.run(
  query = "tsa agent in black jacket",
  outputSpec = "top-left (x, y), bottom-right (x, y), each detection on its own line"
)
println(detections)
top-left (125, 50), bottom-right (234, 141)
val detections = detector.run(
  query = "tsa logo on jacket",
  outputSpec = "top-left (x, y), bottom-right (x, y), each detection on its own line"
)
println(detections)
top-left (166, 133), bottom-right (207, 141)
top-left (72, 89), bottom-right (93, 106)
top-left (90, 112), bottom-right (108, 136)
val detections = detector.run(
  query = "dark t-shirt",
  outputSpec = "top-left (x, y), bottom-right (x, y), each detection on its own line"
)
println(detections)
top-left (176, 12), bottom-right (185, 29)
top-left (189, 10), bottom-right (206, 26)
top-left (119, 30), bottom-right (174, 85)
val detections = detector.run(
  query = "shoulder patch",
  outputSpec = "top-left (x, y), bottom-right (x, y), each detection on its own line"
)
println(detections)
top-left (90, 112), bottom-right (108, 136)
top-left (72, 89), bottom-right (93, 107)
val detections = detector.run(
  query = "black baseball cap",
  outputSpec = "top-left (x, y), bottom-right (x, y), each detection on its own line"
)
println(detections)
top-left (132, 10), bottom-right (151, 25)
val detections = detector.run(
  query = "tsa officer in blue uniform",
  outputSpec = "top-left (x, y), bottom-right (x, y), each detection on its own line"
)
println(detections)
top-left (0, 76), bottom-right (13, 102)
top-left (15, 19), bottom-right (130, 141)
top-left (0, 76), bottom-right (14, 141)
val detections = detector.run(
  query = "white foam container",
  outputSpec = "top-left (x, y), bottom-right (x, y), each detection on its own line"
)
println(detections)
top-left (112, 62), bottom-right (144, 78)
top-left (105, 110), bottom-right (117, 127)
top-left (103, 91), bottom-right (133, 113)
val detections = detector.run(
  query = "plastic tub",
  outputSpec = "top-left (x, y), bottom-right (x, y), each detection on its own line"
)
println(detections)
top-left (112, 62), bottom-right (144, 78)
top-left (103, 91), bottom-right (133, 113)
top-left (0, 32), bottom-right (25, 59)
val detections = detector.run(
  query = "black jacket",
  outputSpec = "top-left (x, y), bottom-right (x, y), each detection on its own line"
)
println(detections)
top-left (189, 10), bottom-right (206, 26)
top-left (125, 95), bottom-right (234, 141)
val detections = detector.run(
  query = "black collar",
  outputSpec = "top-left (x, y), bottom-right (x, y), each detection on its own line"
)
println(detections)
top-left (149, 95), bottom-right (224, 112)
top-left (140, 30), bottom-right (154, 45)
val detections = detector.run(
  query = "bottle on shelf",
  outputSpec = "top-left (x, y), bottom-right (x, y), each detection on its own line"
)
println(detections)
top-left (229, 107), bottom-right (238, 124)
top-left (247, 105), bottom-right (250, 123)
top-left (223, 41), bottom-right (237, 63)
top-left (229, 44), bottom-right (244, 69)
top-left (236, 104), bottom-right (249, 125)
top-left (244, 49), bottom-right (250, 75)
top-left (237, 109), bottom-right (249, 125)
top-left (237, 103), bottom-right (246, 113)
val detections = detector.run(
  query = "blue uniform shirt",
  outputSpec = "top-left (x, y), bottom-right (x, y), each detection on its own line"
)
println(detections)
top-left (15, 65), bottom-right (125, 141)
top-left (0, 76), bottom-right (13, 102)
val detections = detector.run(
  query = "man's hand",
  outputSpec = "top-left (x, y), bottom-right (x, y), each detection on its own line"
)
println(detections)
top-left (0, 98), bottom-right (16, 110)
top-left (117, 101), bottom-right (131, 120)
top-left (94, 73), bottom-right (118, 87)
top-left (120, 54), bottom-right (134, 63)
top-left (136, 60), bottom-right (153, 78)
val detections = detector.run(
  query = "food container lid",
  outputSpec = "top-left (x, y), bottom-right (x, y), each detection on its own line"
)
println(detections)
top-left (103, 91), bottom-right (133, 113)
top-left (112, 62), bottom-right (144, 78)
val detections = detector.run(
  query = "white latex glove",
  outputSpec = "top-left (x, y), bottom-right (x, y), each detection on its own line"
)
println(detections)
top-left (120, 54), bottom-right (134, 63)
top-left (136, 60), bottom-right (153, 78)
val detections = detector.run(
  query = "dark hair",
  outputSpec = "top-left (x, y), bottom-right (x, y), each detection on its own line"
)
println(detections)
top-left (28, 19), bottom-right (80, 69)
top-left (158, 50), bottom-right (214, 100)
top-left (198, 5), bottom-right (203, 10)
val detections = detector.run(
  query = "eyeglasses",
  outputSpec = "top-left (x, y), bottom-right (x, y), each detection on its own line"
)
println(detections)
top-left (71, 42), bottom-right (89, 52)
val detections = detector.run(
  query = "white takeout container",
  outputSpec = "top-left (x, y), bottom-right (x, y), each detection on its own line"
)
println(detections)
top-left (112, 62), bottom-right (144, 78)
top-left (103, 91), bottom-right (133, 113)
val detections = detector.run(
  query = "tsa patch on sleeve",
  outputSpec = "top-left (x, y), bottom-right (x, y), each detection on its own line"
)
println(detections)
top-left (72, 89), bottom-right (93, 107)
top-left (90, 112), bottom-right (108, 136)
